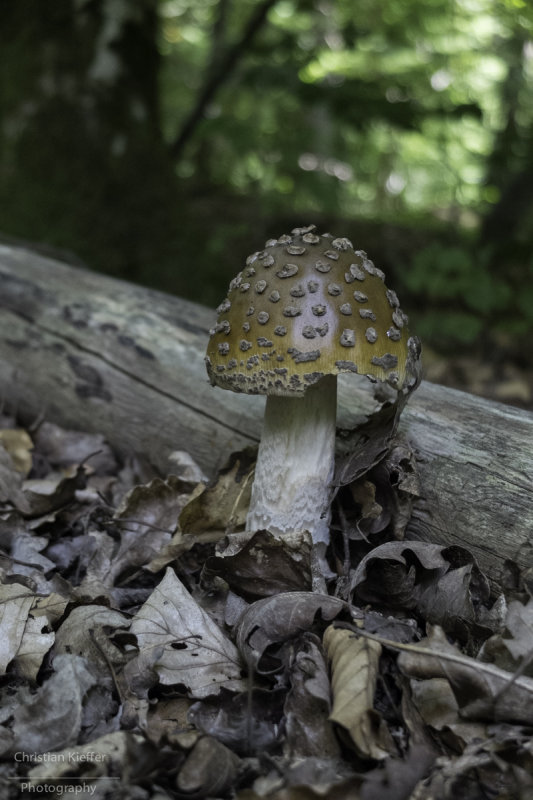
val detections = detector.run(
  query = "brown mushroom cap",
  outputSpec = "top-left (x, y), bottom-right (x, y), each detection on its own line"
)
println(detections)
top-left (205, 226), bottom-right (420, 396)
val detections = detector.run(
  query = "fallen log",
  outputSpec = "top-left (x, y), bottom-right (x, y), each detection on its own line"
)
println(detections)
top-left (0, 242), bottom-right (531, 583)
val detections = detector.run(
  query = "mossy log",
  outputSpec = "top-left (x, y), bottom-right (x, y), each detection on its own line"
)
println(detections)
top-left (0, 243), bottom-right (531, 583)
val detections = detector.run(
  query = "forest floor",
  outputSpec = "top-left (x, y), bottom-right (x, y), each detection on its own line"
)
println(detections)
top-left (423, 345), bottom-right (533, 411)
top-left (0, 369), bottom-right (532, 799)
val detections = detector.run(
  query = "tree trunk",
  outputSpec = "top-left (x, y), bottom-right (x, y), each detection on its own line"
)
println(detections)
top-left (1, 243), bottom-right (532, 584)
top-left (0, 0), bottom-right (178, 286)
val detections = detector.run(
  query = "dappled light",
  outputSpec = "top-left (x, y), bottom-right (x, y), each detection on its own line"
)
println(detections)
top-left (0, 0), bottom-right (532, 404)
top-left (1, 3), bottom-right (533, 788)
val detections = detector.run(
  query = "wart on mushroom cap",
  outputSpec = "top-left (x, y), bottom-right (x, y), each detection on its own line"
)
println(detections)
top-left (205, 226), bottom-right (421, 549)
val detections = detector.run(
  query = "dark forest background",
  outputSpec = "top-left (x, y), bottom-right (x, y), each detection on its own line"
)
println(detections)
top-left (1, 0), bottom-right (532, 403)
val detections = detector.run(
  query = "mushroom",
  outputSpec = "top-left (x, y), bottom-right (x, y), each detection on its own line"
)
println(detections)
top-left (205, 225), bottom-right (420, 548)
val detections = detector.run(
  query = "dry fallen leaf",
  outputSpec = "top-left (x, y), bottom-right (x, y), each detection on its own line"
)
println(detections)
top-left (0, 405), bottom-right (530, 798)
top-left (110, 475), bottom-right (184, 574)
top-left (337, 436), bottom-right (420, 547)
top-left (145, 696), bottom-right (194, 747)
top-left (283, 633), bottom-right (341, 760)
top-left (334, 401), bottom-right (406, 488)
top-left (129, 567), bottom-right (246, 697)
top-left (188, 688), bottom-right (287, 755)
top-left (146, 527), bottom-right (223, 573)
top-left (235, 779), bottom-right (363, 800)
top-left (416, 734), bottom-right (533, 800)
top-left (351, 540), bottom-right (492, 639)
top-left (0, 583), bottom-right (68, 680)
top-left (323, 625), bottom-right (394, 760)
top-left (479, 595), bottom-right (533, 676)
top-left (7, 654), bottom-right (99, 755)
top-left (32, 420), bottom-right (118, 475)
top-left (235, 592), bottom-right (346, 674)
top-left (408, 676), bottom-right (488, 750)
top-left (501, 598), bottom-right (533, 664)
top-left (0, 429), bottom-right (33, 475)
top-left (179, 448), bottom-right (255, 534)
top-left (0, 443), bottom-right (31, 513)
top-left (176, 735), bottom-right (240, 797)
top-left (53, 604), bottom-right (131, 675)
top-left (205, 530), bottom-right (312, 598)
top-left (394, 625), bottom-right (533, 724)
top-left (22, 463), bottom-right (88, 518)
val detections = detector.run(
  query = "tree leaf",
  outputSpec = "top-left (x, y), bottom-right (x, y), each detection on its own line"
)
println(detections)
top-left (0, 429), bottom-right (33, 475)
top-left (205, 530), bottom-right (312, 598)
top-left (235, 592), bottom-right (346, 673)
top-left (189, 688), bottom-right (286, 756)
top-left (0, 584), bottom-right (67, 679)
top-left (350, 541), bottom-right (492, 640)
top-left (129, 567), bottom-right (246, 697)
top-left (396, 625), bottom-right (533, 725)
top-left (283, 633), bottom-right (341, 760)
top-left (323, 626), bottom-right (394, 760)
top-left (9, 655), bottom-right (98, 755)
top-left (179, 448), bottom-right (255, 534)
top-left (54, 605), bottom-right (131, 676)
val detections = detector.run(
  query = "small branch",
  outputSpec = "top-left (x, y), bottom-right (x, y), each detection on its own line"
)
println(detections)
top-left (341, 624), bottom-right (533, 693)
top-left (208, 0), bottom-right (231, 76)
top-left (169, 0), bottom-right (278, 161)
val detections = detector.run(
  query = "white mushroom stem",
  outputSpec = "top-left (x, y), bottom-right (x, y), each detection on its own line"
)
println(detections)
top-left (246, 375), bottom-right (337, 544)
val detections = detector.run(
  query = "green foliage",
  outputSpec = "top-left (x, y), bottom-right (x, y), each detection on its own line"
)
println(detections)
top-left (1, 0), bottom-right (533, 353)
top-left (402, 242), bottom-right (515, 344)
top-left (155, 0), bottom-right (533, 346)
top-left (158, 0), bottom-right (531, 225)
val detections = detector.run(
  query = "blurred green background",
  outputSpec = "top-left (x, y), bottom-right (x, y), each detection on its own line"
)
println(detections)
top-left (1, 0), bottom-right (532, 402)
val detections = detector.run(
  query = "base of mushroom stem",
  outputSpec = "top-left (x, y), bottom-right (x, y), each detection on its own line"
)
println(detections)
top-left (217, 528), bottom-right (311, 556)
top-left (245, 375), bottom-right (337, 547)
top-left (216, 529), bottom-right (330, 592)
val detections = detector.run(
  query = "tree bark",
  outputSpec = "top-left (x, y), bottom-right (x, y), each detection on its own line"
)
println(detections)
top-left (0, 0), bottom-right (178, 286)
top-left (0, 243), bottom-right (532, 584)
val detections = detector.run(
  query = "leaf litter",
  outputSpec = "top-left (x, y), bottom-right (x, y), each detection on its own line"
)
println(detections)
top-left (0, 409), bottom-right (531, 800)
